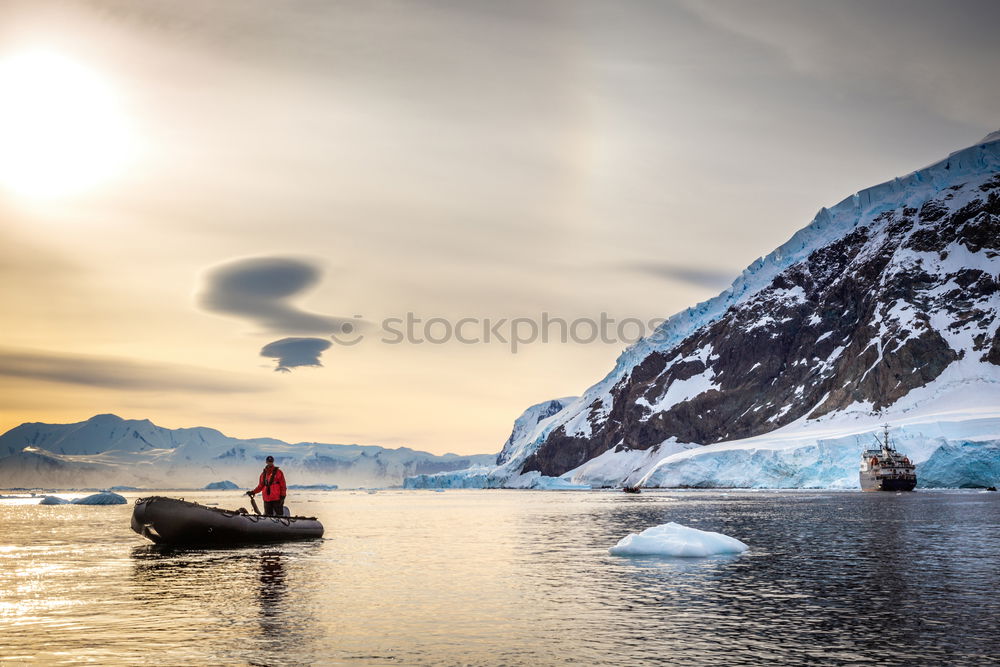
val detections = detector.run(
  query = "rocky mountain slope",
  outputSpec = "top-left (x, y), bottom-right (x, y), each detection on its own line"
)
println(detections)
top-left (515, 132), bottom-right (1000, 481)
top-left (407, 131), bottom-right (1000, 489)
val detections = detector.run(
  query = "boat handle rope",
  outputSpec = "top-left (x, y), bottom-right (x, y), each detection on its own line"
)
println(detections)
top-left (137, 496), bottom-right (313, 522)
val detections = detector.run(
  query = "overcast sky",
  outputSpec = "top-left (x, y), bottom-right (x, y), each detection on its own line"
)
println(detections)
top-left (0, 0), bottom-right (997, 454)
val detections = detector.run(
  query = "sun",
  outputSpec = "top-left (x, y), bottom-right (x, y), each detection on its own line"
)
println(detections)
top-left (0, 49), bottom-right (134, 199)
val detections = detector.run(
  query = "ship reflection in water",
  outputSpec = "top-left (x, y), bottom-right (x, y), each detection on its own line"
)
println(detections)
top-left (860, 424), bottom-right (917, 491)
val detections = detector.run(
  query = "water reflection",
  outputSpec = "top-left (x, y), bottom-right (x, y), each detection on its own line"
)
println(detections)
top-left (4, 491), bottom-right (999, 665)
top-left (258, 551), bottom-right (285, 633)
top-left (619, 552), bottom-right (744, 572)
top-left (505, 490), bottom-right (1000, 664)
top-left (129, 542), bottom-right (321, 665)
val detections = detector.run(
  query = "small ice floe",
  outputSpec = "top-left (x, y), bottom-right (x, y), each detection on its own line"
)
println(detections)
top-left (204, 480), bottom-right (239, 490)
top-left (608, 522), bottom-right (748, 557)
top-left (73, 492), bottom-right (128, 505)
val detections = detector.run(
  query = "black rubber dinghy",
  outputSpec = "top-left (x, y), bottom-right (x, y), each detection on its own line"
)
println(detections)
top-left (131, 496), bottom-right (324, 545)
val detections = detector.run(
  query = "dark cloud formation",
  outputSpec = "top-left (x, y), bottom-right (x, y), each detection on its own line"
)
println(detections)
top-left (201, 257), bottom-right (354, 334)
top-left (260, 337), bottom-right (332, 373)
top-left (0, 347), bottom-right (264, 393)
top-left (623, 262), bottom-right (735, 290)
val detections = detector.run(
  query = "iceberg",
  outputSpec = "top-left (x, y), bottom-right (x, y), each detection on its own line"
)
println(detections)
top-left (71, 492), bottom-right (127, 505)
top-left (39, 495), bottom-right (71, 505)
top-left (203, 480), bottom-right (240, 490)
top-left (609, 522), bottom-right (748, 557)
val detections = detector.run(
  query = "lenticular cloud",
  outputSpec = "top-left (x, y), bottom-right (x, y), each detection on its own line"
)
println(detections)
top-left (260, 337), bottom-right (332, 372)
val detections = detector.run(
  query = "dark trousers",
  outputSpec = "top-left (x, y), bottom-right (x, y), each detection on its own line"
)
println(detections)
top-left (263, 499), bottom-right (285, 516)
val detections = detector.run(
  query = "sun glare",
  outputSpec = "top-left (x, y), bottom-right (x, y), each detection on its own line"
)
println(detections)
top-left (0, 49), bottom-right (134, 199)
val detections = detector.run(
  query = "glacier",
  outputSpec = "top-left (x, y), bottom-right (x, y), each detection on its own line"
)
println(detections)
top-left (401, 363), bottom-right (1000, 490)
top-left (403, 465), bottom-right (589, 490)
top-left (404, 465), bottom-right (496, 489)
top-left (578, 367), bottom-right (1000, 489)
top-left (918, 440), bottom-right (1000, 488)
top-left (403, 352), bottom-right (1000, 490)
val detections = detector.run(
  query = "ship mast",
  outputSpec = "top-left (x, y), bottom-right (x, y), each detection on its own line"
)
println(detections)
top-left (870, 423), bottom-right (893, 458)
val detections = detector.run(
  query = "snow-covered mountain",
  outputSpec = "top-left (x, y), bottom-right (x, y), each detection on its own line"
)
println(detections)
top-left (494, 397), bottom-right (578, 467)
top-left (407, 131), bottom-right (1000, 489)
top-left (0, 414), bottom-right (495, 489)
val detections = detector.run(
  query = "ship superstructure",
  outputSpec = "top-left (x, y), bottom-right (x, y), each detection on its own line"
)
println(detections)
top-left (859, 425), bottom-right (916, 492)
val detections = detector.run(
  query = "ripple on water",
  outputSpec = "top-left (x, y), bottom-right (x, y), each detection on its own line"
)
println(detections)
top-left (1, 490), bottom-right (999, 664)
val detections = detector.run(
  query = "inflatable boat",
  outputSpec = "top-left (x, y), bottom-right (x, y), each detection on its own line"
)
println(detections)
top-left (131, 496), bottom-right (324, 545)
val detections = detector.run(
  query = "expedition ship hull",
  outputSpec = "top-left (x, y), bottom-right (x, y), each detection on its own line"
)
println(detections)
top-left (859, 473), bottom-right (917, 492)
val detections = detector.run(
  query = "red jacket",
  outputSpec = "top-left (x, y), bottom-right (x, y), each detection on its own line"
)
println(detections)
top-left (251, 466), bottom-right (286, 501)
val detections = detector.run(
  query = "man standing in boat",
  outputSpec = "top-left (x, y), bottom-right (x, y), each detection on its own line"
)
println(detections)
top-left (247, 455), bottom-right (287, 516)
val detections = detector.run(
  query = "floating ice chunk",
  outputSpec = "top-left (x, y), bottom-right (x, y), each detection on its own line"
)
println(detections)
top-left (204, 480), bottom-right (239, 490)
top-left (39, 495), bottom-right (71, 505)
top-left (609, 522), bottom-right (748, 557)
top-left (71, 492), bottom-right (127, 505)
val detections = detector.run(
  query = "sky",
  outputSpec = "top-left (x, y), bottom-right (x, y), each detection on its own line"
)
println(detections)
top-left (0, 0), bottom-right (997, 455)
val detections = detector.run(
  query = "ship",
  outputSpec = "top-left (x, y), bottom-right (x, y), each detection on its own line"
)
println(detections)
top-left (859, 424), bottom-right (916, 492)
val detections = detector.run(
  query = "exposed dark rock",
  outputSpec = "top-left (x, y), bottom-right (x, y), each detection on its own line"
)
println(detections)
top-left (521, 169), bottom-right (1000, 478)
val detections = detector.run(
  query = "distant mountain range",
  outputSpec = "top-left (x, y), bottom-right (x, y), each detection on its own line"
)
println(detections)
top-left (0, 414), bottom-right (494, 489)
top-left (407, 131), bottom-right (1000, 489)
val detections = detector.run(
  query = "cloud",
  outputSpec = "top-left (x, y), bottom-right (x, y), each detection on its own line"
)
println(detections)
top-left (680, 0), bottom-right (1000, 128)
top-left (621, 262), bottom-right (735, 290)
top-left (200, 257), bottom-right (354, 334)
top-left (0, 347), bottom-right (264, 393)
top-left (260, 337), bottom-right (332, 373)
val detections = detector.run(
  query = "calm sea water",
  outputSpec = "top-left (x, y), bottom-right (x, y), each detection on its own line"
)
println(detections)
top-left (2, 489), bottom-right (999, 665)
